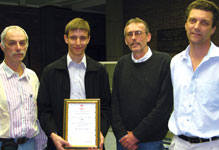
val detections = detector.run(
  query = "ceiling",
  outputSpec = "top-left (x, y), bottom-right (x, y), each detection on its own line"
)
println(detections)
top-left (0, 0), bottom-right (106, 14)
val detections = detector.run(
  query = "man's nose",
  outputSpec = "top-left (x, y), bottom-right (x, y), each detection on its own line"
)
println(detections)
top-left (76, 38), bottom-right (82, 44)
top-left (131, 33), bottom-right (136, 40)
top-left (194, 21), bottom-right (201, 29)
top-left (16, 42), bottom-right (22, 50)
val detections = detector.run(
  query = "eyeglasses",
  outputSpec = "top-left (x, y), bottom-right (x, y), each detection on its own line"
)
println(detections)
top-left (125, 31), bottom-right (147, 38)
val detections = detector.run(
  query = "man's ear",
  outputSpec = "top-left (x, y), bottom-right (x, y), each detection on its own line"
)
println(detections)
top-left (0, 43), bottom-right (5, 52)
top-left (146, 33), bottom-right (152, 43)
top-left (124, 38), bottom-right (128, 46)
top-left (87, 35), bottom-right (91, 44)
top-left (211, 26), bottom-right (216, 36)
top-left (64, 34), bottom-right (68, 44)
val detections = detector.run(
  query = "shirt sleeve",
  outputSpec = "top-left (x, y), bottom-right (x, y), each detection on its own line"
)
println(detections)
top-left (34, 120), bottom-right (48, 150)
top-left (111, 62), bottom-right (128, 140)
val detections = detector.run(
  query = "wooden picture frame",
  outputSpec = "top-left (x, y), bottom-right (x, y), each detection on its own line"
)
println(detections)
top-left (63, 99), bottom-right (100, 149)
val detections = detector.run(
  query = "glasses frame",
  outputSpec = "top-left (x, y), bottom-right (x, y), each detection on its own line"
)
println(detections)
top-left (125, 30), bottom-right (147, 38)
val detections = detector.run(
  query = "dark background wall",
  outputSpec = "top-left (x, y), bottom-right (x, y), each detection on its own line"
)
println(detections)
top-left (123, 0), bottom-right (219, 55)
top-left (0, 5), bottom-right (106, 77)
top-left (0, 0), bottom-right (218, 77)
top-left (122, 0), bottom-right (219, 56)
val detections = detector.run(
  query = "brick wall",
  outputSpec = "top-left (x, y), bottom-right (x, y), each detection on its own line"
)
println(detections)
top-left (123, 0), bottom-right (219, 56)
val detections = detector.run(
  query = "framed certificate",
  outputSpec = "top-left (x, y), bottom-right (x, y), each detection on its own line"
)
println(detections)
top-left (63, 99), bottom-right (100, 149)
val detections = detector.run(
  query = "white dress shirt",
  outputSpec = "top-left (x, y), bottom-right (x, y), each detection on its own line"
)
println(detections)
top-left (131, 47), bottom-right (152, 63)
top-left (67, 54), bottom-right (86, 99)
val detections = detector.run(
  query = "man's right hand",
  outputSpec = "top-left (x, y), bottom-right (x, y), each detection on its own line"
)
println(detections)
top-left (50, 133), bottom-right (71, 150)
top-left (119, 131), bottom-right (139, 150)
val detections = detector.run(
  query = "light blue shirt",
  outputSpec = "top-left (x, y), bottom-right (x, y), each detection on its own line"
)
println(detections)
top-left (168, 42), bottom-right (219, 138)
top-left (67, 54), bottom-right (86, 99)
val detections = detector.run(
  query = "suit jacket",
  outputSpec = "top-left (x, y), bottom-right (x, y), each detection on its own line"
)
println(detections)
top-left (37, 55), bottom-right (111, 149)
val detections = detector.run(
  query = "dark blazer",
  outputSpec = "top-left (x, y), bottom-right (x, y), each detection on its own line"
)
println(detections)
top-left (37, 55), bottom-right (111, 149)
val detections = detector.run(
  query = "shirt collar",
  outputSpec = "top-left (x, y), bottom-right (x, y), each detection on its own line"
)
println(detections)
top-left (181, 42), bottom-right (219, 62)
top-left (67, 53), bottom-right (87, 68)
top-left (2, 61), bottom-right (29, 80)
top-left (181, 45), bottom-right (190, 61)
top-left (205, 42), bottom-right (219, 58)
top-left (131, 47), bottom-right (152, 63)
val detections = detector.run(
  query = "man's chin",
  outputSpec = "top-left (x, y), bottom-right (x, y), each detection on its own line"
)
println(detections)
top-left (131, 48), bottom-right (140, 52)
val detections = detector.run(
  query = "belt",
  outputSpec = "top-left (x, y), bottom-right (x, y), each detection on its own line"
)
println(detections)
top-left (179, 135), bottom-right (219, 143)
top-left (0, 137), bottom-right (29, 145)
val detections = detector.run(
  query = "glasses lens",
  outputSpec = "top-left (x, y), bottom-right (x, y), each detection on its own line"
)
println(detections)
top-left (135, 31), bottom-right (142, 36)
top-left (126, 31), bottom-right (144, 38)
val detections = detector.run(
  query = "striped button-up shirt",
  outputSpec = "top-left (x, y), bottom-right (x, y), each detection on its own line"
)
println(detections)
top-left (0, 61), bottom-right (47, 149)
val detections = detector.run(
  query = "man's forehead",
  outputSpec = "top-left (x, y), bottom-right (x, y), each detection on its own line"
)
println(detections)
top-left (68, 29), bottom-right (89, 36)
top-left (5, 29), bottom-right (26, 40)
top-left (189, 9), bottom-right (213, 20)
top-left (5, 36), bottom-right (26, 42)
top-left (70, 28), bottom-right (88, 32)
top-left (126, 23), bottom-right (145, 31)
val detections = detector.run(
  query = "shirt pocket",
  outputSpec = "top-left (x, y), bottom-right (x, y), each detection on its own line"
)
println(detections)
top-left (197, 81), bottom-right (219, 109)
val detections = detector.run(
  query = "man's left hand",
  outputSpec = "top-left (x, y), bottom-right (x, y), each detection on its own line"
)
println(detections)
top-left (88, 132), bottom-right (104, 150)
top-left (120, 131), bottom-right (139, 149)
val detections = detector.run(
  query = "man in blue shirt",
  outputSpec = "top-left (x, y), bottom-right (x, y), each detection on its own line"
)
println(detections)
top-left (168, 0), bottom-right (219, 149)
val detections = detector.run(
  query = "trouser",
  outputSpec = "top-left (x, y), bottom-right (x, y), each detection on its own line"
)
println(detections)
top-left (0, 138), bottom-right (35, 150)
top-left (117, 140), bottom-right (164, 150)
top-left (169, 135), bottom-right (219, 150)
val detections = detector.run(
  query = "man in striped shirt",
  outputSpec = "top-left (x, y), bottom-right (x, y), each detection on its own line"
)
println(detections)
top-left (0, 25), bottom-right (47, 150)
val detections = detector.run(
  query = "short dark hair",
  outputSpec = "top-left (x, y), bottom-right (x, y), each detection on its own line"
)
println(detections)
top-left (185, 0), bottom-right (219, 27)
top-left (65, 18), bottom-right (90, 36)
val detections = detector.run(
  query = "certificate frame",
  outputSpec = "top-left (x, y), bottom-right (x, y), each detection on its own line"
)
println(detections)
top-left (63, 99), bottom-right (100, 149)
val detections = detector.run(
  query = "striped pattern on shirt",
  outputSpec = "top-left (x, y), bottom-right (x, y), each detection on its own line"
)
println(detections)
top-left (0, 62), bottom-right (47, 150)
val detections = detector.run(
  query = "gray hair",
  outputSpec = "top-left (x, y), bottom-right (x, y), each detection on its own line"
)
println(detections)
top-left (1, 25), bottom-right (29, 48)
top-left (124, 17), bottom-right (150, 36)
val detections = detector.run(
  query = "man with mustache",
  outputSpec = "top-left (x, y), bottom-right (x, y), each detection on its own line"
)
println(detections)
top-left (111, 18), bottom-right (173, 150)
top-left (0, 25), bottom-right (47, 150)
top-left (168, 0), bottom-right (219, 149)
